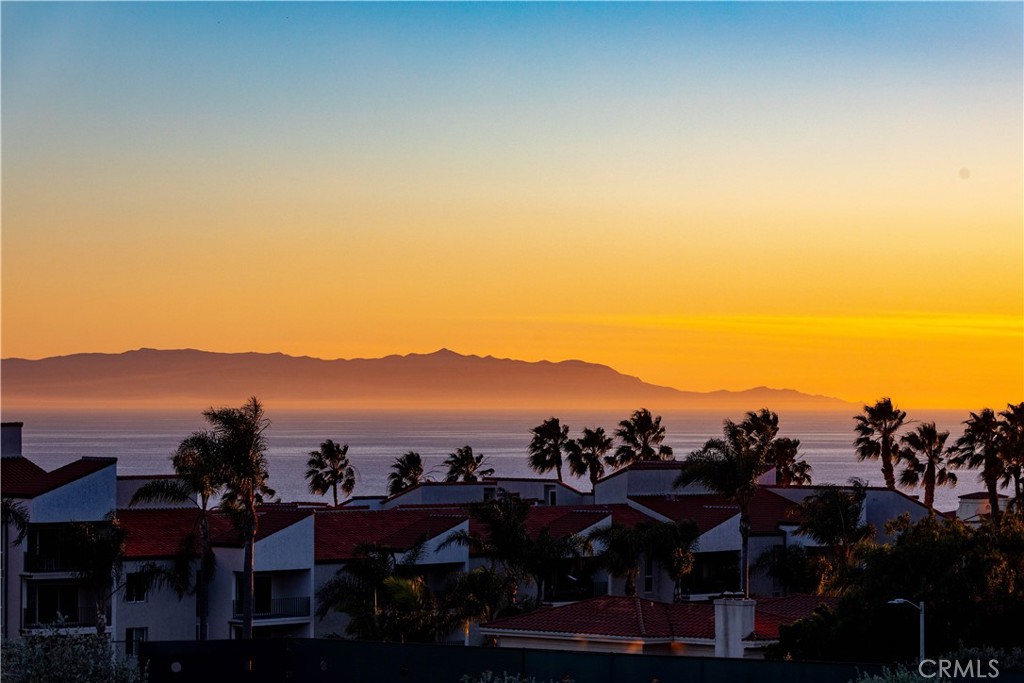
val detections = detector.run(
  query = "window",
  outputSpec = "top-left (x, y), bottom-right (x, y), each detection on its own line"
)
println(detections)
top-left (545, 485), bottom-right (557, 506)
top-left (125, 573), bottom-right (147, 603)
top-left (125, 627), bottom-right (147, 657)
top-left (643, 556), bottom-right (654, 594)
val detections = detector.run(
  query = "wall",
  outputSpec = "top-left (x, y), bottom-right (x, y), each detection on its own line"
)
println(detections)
top-left (30, 465), bottom-right (117, 523)
top-left (114, 559), bottom-right (197, 645)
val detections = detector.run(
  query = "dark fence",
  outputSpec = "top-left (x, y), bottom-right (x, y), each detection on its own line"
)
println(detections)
top-left (140, 638), bottom-right (905, 683)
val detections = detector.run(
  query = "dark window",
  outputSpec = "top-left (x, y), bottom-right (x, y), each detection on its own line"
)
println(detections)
top-left (125, 627), bottom-right (147, 657)
top-left (644, 556), bottom-right (654, 594)
top-left (125, 573), bottom-right (147, 603)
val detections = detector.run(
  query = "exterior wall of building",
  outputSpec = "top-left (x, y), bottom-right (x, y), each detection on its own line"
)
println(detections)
top-left (312, 562), bottom-right (350, 638)
top-left (2, 521), bottom-right (27, 639)
top-left (747, 535), bottom-right (785, 597)
top-left (492, 633), bottom-right (647, 654)
top-left (114, 559), bottom-right (197, 646)
top-left (30, 466), bottom-right (117, 523)
top-left (207, 546), bottom-right (241, 640)
top-left (863, 490), bottom-right (929, 543)
top-left (116, 477), bottom-right (195, 510)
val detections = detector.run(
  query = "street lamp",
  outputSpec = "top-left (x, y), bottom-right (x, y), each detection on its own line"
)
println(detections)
top-left (888, 598), bottom-right (925, 662)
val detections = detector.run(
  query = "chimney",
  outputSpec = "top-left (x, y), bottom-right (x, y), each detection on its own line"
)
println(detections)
top-left (1, 422), bottom-right (23, 457)
top-left (714, 598), bottom-right (755, 658)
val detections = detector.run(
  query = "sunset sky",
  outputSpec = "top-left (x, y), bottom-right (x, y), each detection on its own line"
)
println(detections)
top-left (2, 3), bottom-right (1021, 410)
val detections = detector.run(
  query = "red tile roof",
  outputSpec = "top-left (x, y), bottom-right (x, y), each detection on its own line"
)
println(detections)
top-left (2, 456), bottom-right (116, 499)
top-left (315, 508), bottom-right (467, 563)
top-left (119, 504), bottom-right (314, 557)
top-left (630, 490), bottom-right (801, 535)
top-left (524, 507), bottom-right (610, 540)
top-left (483, 594), bottom-right (837, 642)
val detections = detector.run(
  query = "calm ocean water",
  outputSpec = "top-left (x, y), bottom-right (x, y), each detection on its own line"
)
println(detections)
top-left (7, 408), bottom-right (989, 514)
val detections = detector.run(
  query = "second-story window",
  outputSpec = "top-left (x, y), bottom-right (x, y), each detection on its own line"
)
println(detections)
top-left (125, 573), bottom-right (147, 603)
top-left (644, 556), bottom-right (654, 594)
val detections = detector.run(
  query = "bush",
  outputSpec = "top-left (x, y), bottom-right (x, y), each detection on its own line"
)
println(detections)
top-left (1, 629), bottom-right (144, 683)
top-left (461, 673), bottom-right (573, 683)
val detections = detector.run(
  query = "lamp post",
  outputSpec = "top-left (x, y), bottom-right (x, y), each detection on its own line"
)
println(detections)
top-left (888, 598), bottom-right (925, 662)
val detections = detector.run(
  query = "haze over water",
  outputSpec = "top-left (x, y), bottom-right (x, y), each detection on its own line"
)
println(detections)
top-left (13, 408), bottom-right (986, 514)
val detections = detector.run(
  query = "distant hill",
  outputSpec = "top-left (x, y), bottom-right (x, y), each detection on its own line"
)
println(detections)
top-left (0, 348), bottom-right (857, 412)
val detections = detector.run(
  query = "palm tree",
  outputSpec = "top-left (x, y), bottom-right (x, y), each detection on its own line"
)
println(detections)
top-left (387, 451), bottom-right (426, 496)
top-left (638, 520), bottom-right (699, 602)
top-left (853, 397), bottom-right (907, 490)
top-left (204, 396), bottom-right (275, 639)
top-left (129, 430), bottom-right (224, 640)
top-left (794, 479), bottom-right (874, 591)
top-left (2, 497), bottom-right (30, 546)
top-left (608, 409), bottom-right (673, 469)
top-left (771, 437), bottom-right (813, 486)
top-left (998, 403), bottom-right (1024, 508)
top-left (951, 408), bottom-right (1004, 525)
top-left (527, 417), bottom-right (570, 482)
top-left (899, 422), bottom-right (957, 513)
top-left (566, 427), bottom-right (612, 487)
top-left (443, 445), bottom-right (494, 483)
top-left (588, 523), bottom-right (647, 597)
top-left (305, 439), bottom-right (356, 506)
top-left (673, 421), bottom-right (767, 597)
top-left (445, 566), bottom-right (516, 644)
top-left (66, 514), bottom-right (129, 637)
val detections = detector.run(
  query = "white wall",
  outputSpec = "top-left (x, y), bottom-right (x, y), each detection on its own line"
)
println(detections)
top-left (31, 465), bottom-right (117, 523)
top-left (114, 559), bottom-right (197, 644)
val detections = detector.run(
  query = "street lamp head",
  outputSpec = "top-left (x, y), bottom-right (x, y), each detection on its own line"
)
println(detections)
top-left (889, 599), bottom-right (908, 605)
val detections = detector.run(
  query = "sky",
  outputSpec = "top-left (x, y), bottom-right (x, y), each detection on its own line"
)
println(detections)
top-left (2, 2), bottom-right (1021, 410)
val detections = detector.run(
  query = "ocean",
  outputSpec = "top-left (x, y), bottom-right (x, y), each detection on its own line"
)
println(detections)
top-left (8, 408), bottom-right (989, 514)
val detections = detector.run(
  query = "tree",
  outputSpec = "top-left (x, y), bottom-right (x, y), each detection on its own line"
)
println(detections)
top-left (566, 427), bottom-right (612, 487)
top-left (205, 396), bottom-right (275, 639)
top-left (315, 540), bottom-right (436, 642)
top-left (951, 408), bottom-right (1004, 526)
top-left (998, 402), bottom-right (1024, 508)
top-left (2, 497), bottom-right (29, 546)
top-left (770, 437), bottom-right (813, 486)
top-left (898, 422), bottom-right (957, 513)
top-left (305, 439), bottom-right (356, 506)
top-left (527, 417), bottom-right (570, 482)
top-left (673, 420), bottom-right (767, 597)
top-left (65, 514), bottom-right (128, 637)
top-left (639, 520), bottom-right (699, 602)
top-left (444, 566), bottom-right (517, 644)
top-left (608, 409), bottom-right (673, 469)
top-left (793, 479), bottom-right (875, 591)
top-left (588, 521), bottom-right (696, 598)
top-left (387, 451), bottom-right (427, 496)
top-left (443, 445), bottom-right (494, 482)
top-left (129, 430), bottom-right (223, 640)
top-left (853, 397), bottom-right (907, 490)
top-left (2, 627), bottom-right (142, 683)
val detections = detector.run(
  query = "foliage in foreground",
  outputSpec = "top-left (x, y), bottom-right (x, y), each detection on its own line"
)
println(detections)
top-left (849, 647), bottom-right (1024, 683)
top-left (768, 513), bottom-right (1024, 663)
top-left (461, 673), bottom-right (571, 683)
top-left (1, 630), bottom-right (144, 683)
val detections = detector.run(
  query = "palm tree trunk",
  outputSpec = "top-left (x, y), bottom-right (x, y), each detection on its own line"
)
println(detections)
top-left (556, 463), bottom-right (562, 483)
top-left (95, 598), bottom-right (107, 637)
top-left (198, 512), bottom-right (211, 640)
top-left (924, 464), bottom-right (935, 513)
top-left (880, 444), bottom-right (896, 489)
top-left (242, 508), bottom-right (256, 639)
top-left (333, 484), bottom-right (338, 507)
top-left (986, 472), bottom-right (1001, 526)
top-left (740, 509), bottom-right (751, 598)
top-left (625, 569), bottom-right (638, 597)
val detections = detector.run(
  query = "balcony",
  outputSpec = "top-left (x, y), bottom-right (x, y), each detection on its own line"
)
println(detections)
top-left (22, 604), bottom-right (106, 630)
top-left (231, 597), bottom-right (310, 620)
top-left (23, 552), bottom-right (87, 573)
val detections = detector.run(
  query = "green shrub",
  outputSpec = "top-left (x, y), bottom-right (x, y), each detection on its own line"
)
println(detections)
top-left (1, 628), bottom-right (144, 683)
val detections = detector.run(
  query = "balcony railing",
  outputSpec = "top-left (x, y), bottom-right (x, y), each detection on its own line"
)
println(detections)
top-left (231, 597), bottom-right (310, 619)
top-left (22, 605), bottom-right (102, 630)
top-left (23, 552), bottom-right (87, 573)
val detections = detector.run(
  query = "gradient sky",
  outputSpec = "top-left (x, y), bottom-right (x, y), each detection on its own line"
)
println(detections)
top-left (2, 2), bottom-right (1021, 410)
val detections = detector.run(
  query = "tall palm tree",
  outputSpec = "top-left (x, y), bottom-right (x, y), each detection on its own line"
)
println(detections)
top-left (588, 521), bottom-right (695, 598)
top-left (443, 445), bottom-right (494, 483)
top-left (853, 397), bottom-right (907, 490)
top-left (608, 408), bottom-right (673, 469)
top-left (527, 417), bottom-right (570, 482)
top-left (998, 403), bottom-right (1024, 508)
top-left (566, 427), bottom-right (612, 487)
top-left (794, 479), bottom-right (874, 591)
top-left (387, 451), bottom-right (427, 496)
top-left (771, 437), bottom-right (813, 486)
top-left (587, 523), bottom-right (647, 597)
top-left (205, 396), bottom-right (275, 639)
top-left (673, 421), bottom-right (767, 597)
top-left (305, 439), bottom-right (356, 506)
top-left (129, 430), bottom-right (224, 640)
top-left (637, 520), bottom-right (699, 602)
top-left (951, 408), bottom-right (1004, 525)
top-left (445, 566), bottom-right (516, 644)
top-left (899, 422), bottom-right (957, 513)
